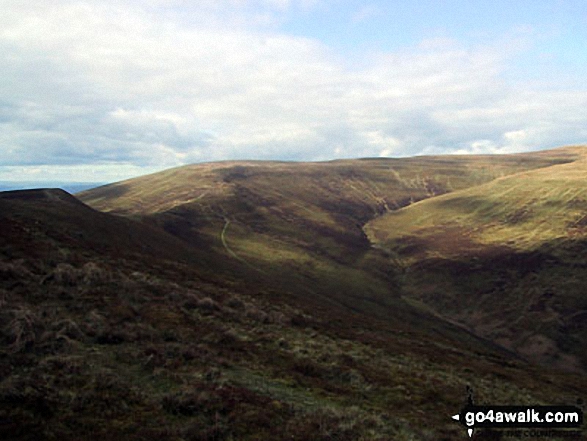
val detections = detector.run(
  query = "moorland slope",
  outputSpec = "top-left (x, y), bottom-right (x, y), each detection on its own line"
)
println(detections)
top-left (79, 150), bottom-right (578, 324)
top-left (366, 146), bottom-right (587, 371)
top-left (2, 147), bottom-right (586, 440)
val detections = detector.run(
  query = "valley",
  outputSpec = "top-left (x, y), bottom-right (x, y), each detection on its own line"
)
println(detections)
top-left (1, 146), bottom-right (586, 440)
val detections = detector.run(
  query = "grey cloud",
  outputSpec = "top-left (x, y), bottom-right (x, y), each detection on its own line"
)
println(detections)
top-left (0, 0), bottom-right (586, 179)
top-left (0, 102), bottom-right (214, 166)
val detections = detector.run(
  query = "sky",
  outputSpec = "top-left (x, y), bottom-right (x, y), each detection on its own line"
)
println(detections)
top-left (1, 0), bottom-right (587, 183)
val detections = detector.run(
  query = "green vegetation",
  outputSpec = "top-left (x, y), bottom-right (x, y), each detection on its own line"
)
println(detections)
top-left (79, 149), bottom-right (580, 325)
top-left (366, 149), bottom-right (587, 254)
top-left (366, 146), bottom-right (587, 371)
top-left (1, 146), bottom-right (586, 440)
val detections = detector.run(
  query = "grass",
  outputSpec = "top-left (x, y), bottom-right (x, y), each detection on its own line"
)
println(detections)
top-left (2, 147), bottom-right (587, 440)
top-left (1, 248), bottom-right (584, 439)
top-left (365, 146), bottom-right (587, 372)
top-left (366, 151), bottom-right (587, 255)
top-left (79, 148), bottom-right (584, 326)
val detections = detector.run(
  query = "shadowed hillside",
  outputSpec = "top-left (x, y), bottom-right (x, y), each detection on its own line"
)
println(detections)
top-left (366, 146), bottom-right (587, 372)
top-left (2, 148), bottom-right (586, 440)
top-left (79, 151), bottom-right (577, 324)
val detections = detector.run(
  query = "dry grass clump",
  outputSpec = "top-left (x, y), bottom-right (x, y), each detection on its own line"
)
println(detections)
top-left (162, 388), bottom-right (212, 417)
top-left (285, 406), bottom-right (401, 441)
top-left (70, 370), bottom-right (146, 417)
top-left (225, 296), bottom-right (245, 310)
top-left (129, 270), bottom-right (151, 282)
top-left (2, 306), bottom-right (41, 353)
top-left (0, 288), bottom-right (9, 307)
top-left (0, 375), bottom-right (57, 418)
top-left (245, 305), bottom-right (269, 323)
top-left (80, 261), bottom-right (110, 284)
top-left (290, 313), bottom-right (312, 328)
top-left (79, 302), bottom-right (138, 340)
top-left (0, 259), bottom-right (34, 281)
top-left (79, 309), bottom-right (107, 339)
top-left (196, 296), bottom-right (220, 312)
top-left (39, 261), bottom-right (111, 287)
top-left (48, 318), bottom-right (86, 347)
top-left (182, 291), bottom-right (202, 310)
top-left (161, 382), bottom-right (290, 440)
top-left (51, 263), bottom-right (80, 285)
top-left (268, 310), bottom-right (288, 325)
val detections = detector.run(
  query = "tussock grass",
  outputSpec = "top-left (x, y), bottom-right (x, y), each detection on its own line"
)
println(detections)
top-left (2, 147), bottom-right (586, 439)
top-left (366, 147), bottom-right (587, 372)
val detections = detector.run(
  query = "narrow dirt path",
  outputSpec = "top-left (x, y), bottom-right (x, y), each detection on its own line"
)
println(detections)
top-left (220, 217), bottom-right (266, 274)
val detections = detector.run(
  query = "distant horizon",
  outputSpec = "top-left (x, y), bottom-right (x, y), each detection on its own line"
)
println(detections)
top-left (1, 143), bottom-right (585, 188)
top-left (0, 182), bottom-right (106, 194)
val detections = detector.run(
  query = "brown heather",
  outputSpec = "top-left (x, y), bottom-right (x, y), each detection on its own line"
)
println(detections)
top-left (0, 146), bottom-right (586, 440)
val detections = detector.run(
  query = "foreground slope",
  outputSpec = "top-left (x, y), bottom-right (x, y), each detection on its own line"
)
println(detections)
top-left (366, 146), bottom-right (587, 371)
top-left (0, 188), bottom-right (203, 264)
top-left (3, 147), bottom-right (587, 440)
top-left (2, 187), bottom-right (587, 440)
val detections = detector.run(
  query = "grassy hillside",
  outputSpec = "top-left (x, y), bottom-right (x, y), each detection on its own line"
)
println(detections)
top-left (366, 146), bottom-right (587, 371)
top-left (2, 188), bottom-right (587, 441)
top-left (366, 146), bottom-right (587, 255)
top-left (3, 147), bottom-right (587, 440)
top-left (78, 152), bottom-right (576, 322)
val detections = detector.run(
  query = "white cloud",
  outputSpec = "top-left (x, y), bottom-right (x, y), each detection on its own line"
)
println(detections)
top-left (0, 163), bottom-right (167, 183)
top-left (0, 1), bottom-right (586, 182)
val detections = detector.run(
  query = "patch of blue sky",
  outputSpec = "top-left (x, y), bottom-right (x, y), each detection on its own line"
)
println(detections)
top-left (279, 0), bottom-right (587, 69)
top-left (1, 0), bottom-right (586, 182)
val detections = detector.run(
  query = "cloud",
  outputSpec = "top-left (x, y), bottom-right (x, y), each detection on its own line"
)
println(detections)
top-left (0, 163), bottom-right (167, 183)
top-left (0, 0), bottom-right (586, 182)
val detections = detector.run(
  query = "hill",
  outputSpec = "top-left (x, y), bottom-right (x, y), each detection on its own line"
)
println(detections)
top-left (1, 148), bottom-right (586, 440)
top-left (78, 151), bottom-right (577, 323)
top-left (366, 146), bottom-right (587, 371)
